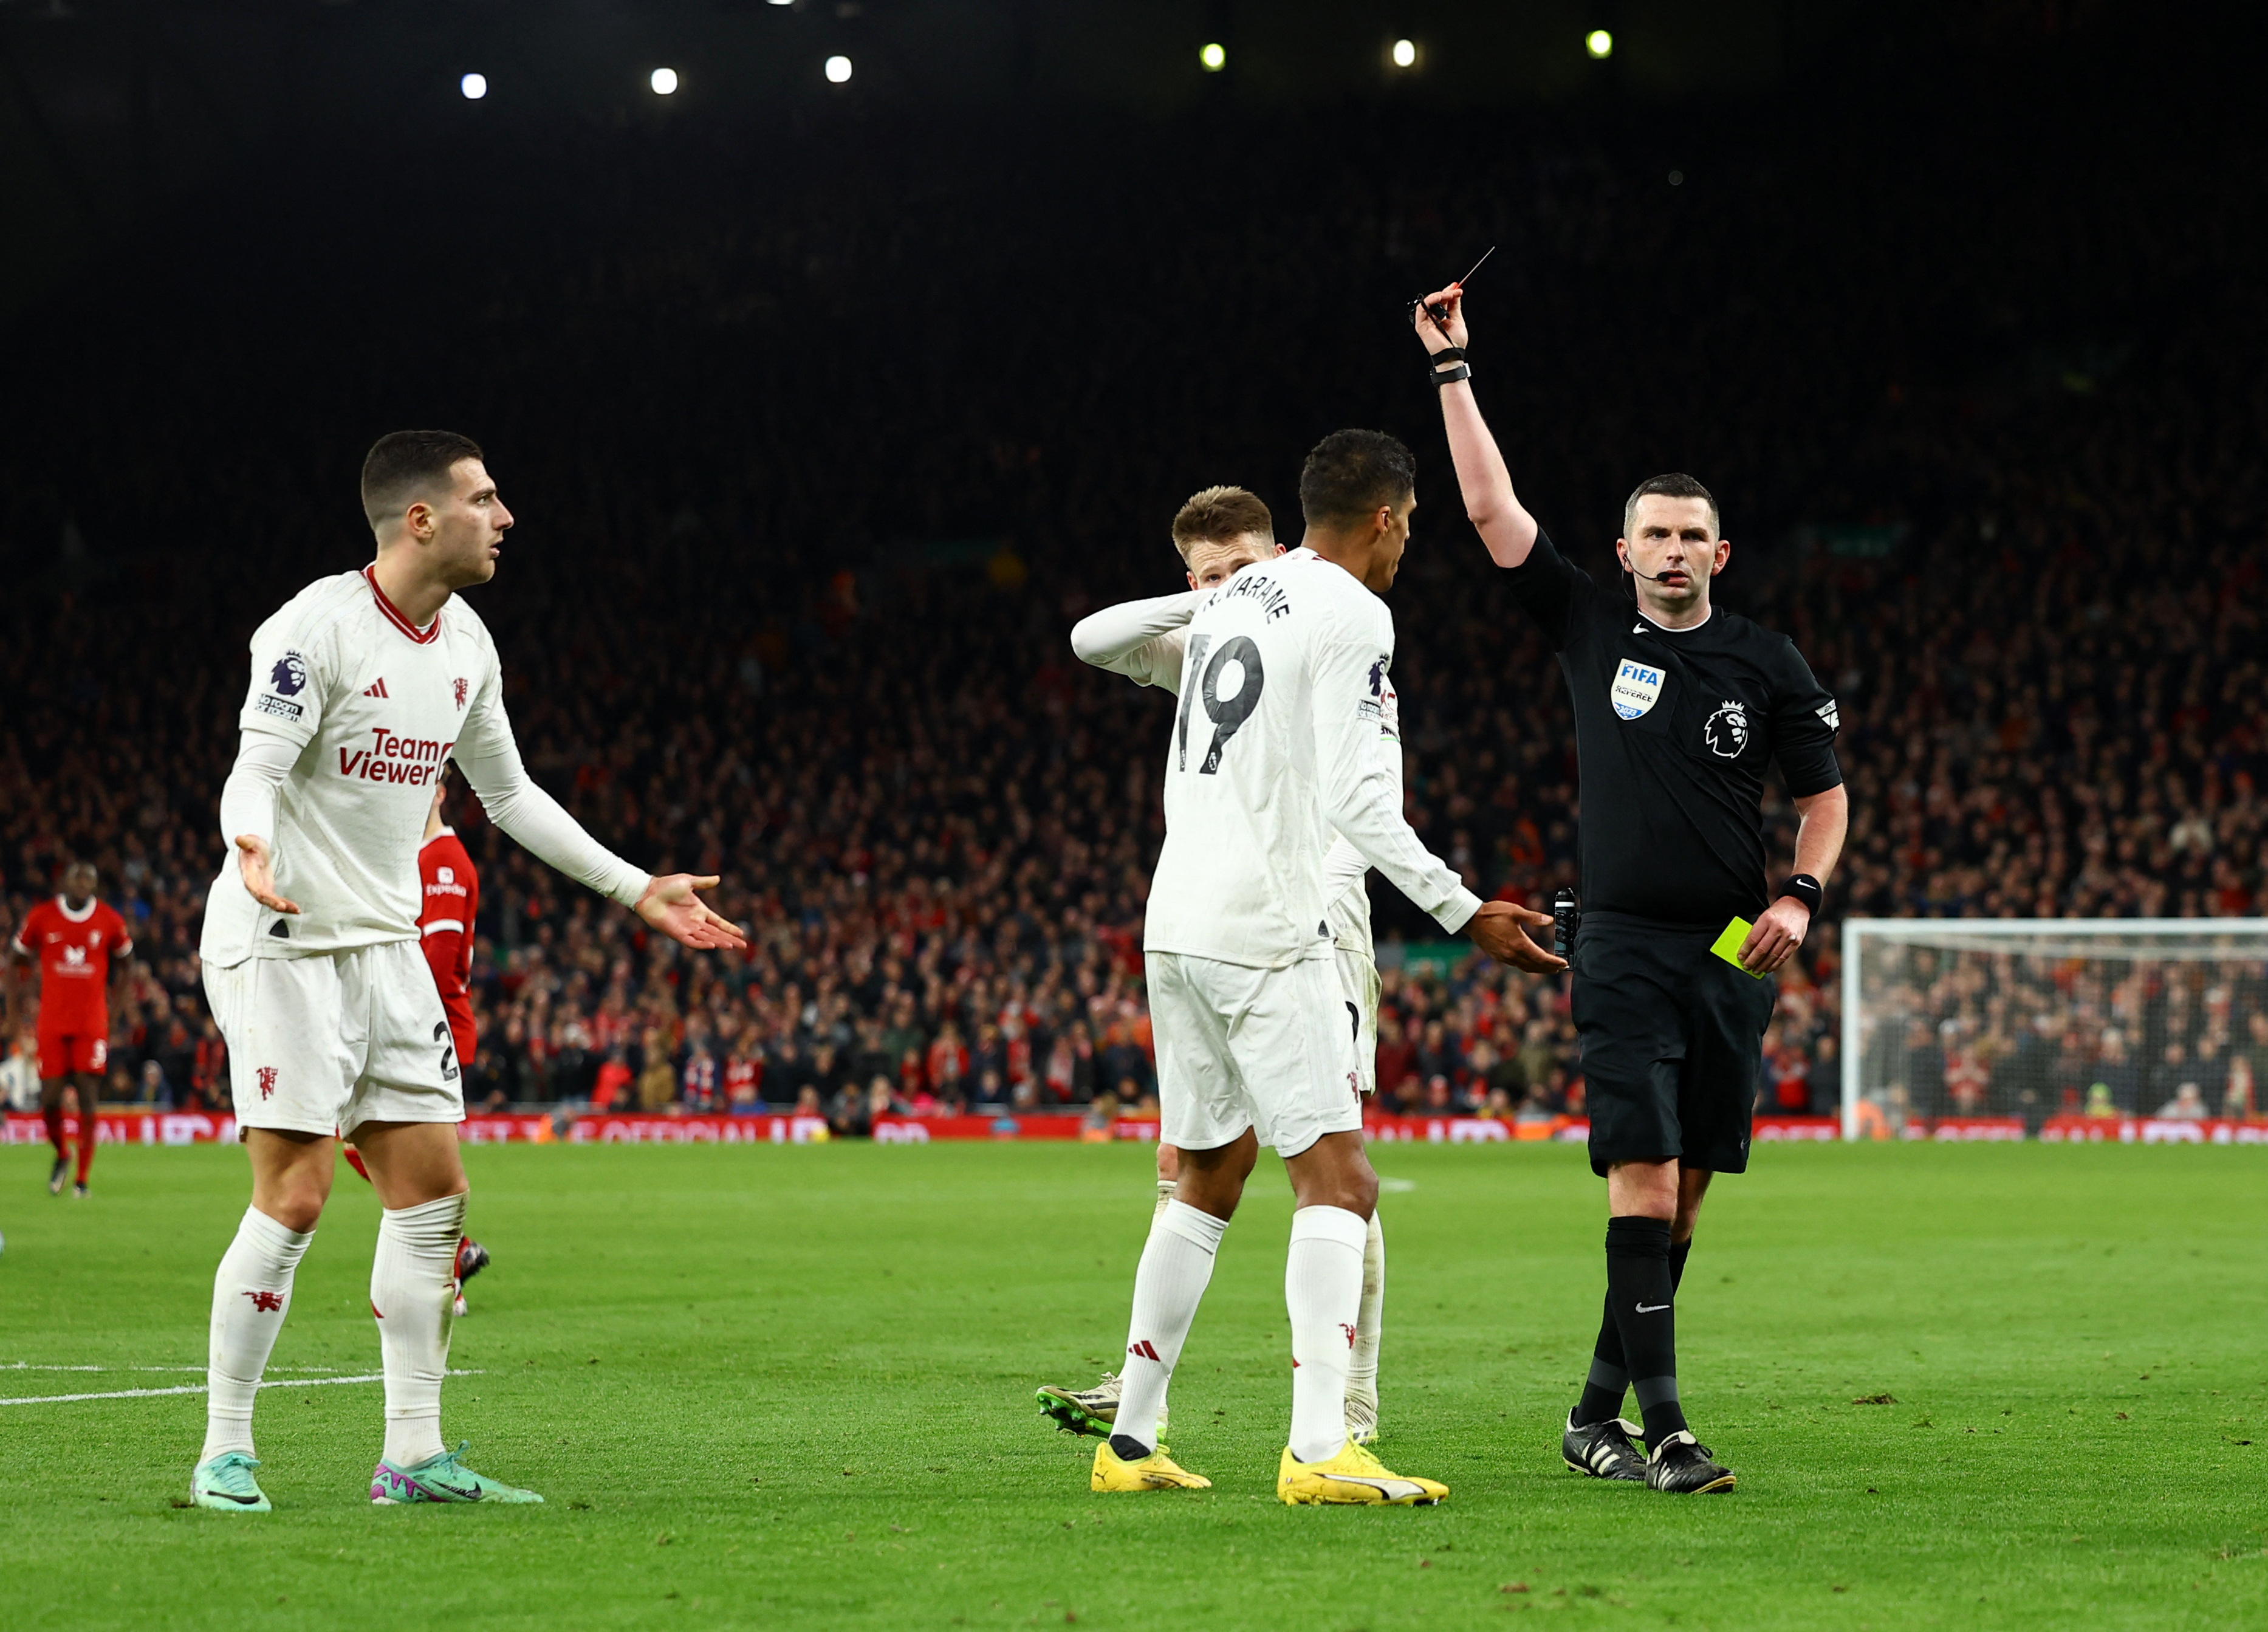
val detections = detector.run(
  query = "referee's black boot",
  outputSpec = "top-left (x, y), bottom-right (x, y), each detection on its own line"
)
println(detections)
top-left (1561, 1411), bottom-right (1647, 1481)
top-left (1645, 1430), bottom-right (1736, 1493)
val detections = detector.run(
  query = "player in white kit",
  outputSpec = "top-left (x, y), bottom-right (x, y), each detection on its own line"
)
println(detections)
top-left (1084, 432), bottom-right (1564, 1504)
top-left (1043, 485), bottom-right (1396, 1447)
top-left (189, 431), bottom-right (745, 1513)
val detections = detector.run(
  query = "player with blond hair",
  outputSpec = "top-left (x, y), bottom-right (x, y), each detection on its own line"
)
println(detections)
top-left (1041, 484), bottom-right (1394, 1449)
top-left (1069, 440), bottom-right (1562, 1504)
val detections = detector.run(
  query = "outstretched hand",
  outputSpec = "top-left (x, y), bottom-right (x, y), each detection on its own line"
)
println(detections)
top-left (1465, 899), bottom-right (1566, 973)
top-left (233, 835), bottom-right (301, 915)
top-left (1411, 283), bottom-right (1470, 354)
top-left (635, 874), bottom-right (749, 952)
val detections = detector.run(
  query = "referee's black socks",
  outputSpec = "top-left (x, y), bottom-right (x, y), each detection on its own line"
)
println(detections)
top-left (1586, 1216), bottom-right (1688, 1445)
top-left (1574, 1231), bottom-right (1693, 1429)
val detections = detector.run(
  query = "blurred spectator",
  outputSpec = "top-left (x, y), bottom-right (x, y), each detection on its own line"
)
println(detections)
top-left (2156, 1083), bottom-right (2209, 1120)
top-left (1805, 1034), bottom-right (1841, 1117)
top-left (591, 1049), bottom-right (632, 1113)
top-left (2095, 1031), bottom-right (2140, 1114)
top-left (682, 1047), bottom-right (719, 1113)
top-left (137, 1058), bottom-right (173, 1109)
top-left (1, 1030), bottom-right (38, 1112)
top-left (636, 1029), bottom-right (676, 1113)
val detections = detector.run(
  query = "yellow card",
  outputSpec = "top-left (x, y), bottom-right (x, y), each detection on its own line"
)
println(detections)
top-left (1711, 916), bottom-right (1764, 978)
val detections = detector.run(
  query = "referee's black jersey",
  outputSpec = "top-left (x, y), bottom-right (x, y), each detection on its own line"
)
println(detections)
top-left (1504, 531), bottom-right (1843, 928)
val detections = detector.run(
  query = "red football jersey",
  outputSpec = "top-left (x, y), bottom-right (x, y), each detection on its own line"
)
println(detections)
top-left (13, 896), bottom-right (132, 1037)
top-left (417, 828), bottom-right (479, 1066)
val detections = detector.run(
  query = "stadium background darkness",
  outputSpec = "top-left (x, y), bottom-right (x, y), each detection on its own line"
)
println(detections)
top-left (4, 0), bottom-right (2266, 1127)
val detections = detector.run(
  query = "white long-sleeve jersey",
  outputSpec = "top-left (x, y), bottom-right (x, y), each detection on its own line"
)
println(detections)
top-left (1071, 583), bottom-right (1397, 960)
top-left (200, 567), bottom-right (651, 967)
top-left (1138, 549), bottom-right (1479, 969)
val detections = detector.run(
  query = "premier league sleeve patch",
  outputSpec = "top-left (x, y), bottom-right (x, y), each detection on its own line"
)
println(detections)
top-left (1610, 657), bottom-right (1665, 720)
top-left (253, 649), bottom-right (311, 721)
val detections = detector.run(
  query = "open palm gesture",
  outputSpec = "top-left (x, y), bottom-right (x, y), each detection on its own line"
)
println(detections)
top-left (634, 874), bottom-right (748, 951)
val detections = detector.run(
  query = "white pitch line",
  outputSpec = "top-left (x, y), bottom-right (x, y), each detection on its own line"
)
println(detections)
top-left (2, 1369), bottom-right (482, 1407)
top-left (1, 1363), bottom-right (347, 1374)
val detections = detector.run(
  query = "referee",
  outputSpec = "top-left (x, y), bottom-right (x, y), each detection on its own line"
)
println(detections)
top-left (1411, 283), bottom-right (1849, 1493)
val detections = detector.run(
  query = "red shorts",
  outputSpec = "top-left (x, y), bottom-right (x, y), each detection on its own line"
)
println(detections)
top-left (39, 1030), bottom-right (108, 1078)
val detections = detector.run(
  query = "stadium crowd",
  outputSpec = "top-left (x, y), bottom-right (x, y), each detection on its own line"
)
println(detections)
top-left (4, 99), bottom-right (2263, 1131)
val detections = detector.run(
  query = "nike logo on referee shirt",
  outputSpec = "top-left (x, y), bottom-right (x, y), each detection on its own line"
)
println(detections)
top-left (1636, 1301), bottom-right (1670, 1313)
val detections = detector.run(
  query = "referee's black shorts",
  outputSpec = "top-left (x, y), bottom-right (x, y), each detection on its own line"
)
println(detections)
top-left (1571, 910), bottom-right (1778, 1179)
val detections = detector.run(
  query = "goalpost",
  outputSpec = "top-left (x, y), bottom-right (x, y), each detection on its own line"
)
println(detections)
top-left (1839, 918), bottom-right (2268, 1140)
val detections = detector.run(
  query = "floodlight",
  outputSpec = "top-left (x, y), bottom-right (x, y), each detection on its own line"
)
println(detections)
top-left (460, 73), bottom-right (488, 101)
top-left (1199, 42), bottom-right (1226, 72)
top-left (1391, 39), bottom-right (1416, 68)
top-left (1586, 29), bottom-right (1613, 59)
top-left (825, 55), bottom-right (853, 83)
top-left (651, 67), bottom-right (679, 96)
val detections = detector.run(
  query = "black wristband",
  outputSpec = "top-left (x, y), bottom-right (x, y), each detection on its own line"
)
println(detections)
top-left (1776, 874), bottom-right (1823, 916)
top-left (1427, 346), bottom-right (1467, 365)
top-left (1430, 362), bottom-right (1471, 386)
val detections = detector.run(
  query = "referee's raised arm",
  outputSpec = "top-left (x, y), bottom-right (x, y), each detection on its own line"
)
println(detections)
top-left (1410, 283), bottom-right (1539, 569)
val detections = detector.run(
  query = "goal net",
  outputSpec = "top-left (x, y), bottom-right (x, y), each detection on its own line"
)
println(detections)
top-left (1839, 918), bottom-right (2268, 1138)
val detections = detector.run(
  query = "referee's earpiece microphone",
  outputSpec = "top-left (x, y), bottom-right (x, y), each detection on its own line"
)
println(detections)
top-left (1624, 558), bottom-right (1685, 583)
top-left (1620, 546), bottom-right (1704, 584)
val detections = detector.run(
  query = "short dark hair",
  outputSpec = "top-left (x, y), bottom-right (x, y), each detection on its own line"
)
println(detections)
top-left (1170, 485), bottom-right (1274, 561)
top-left (1622, 473), bottom-right (1719, 539)
top-left (1299, 429), bottom-right (1415, 529)
top-left (360, 430), bottom-right (485, 531)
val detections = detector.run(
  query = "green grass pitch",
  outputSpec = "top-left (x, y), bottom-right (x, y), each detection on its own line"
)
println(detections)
top-left (3, 1140), bottom-right (2266, 1630)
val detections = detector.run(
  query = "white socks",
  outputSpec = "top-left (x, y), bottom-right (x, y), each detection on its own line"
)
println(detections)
top-left (202, 1206), bottom-right (314, 1461)
top-left (371, 1191), bottom-right (467, 1469)
top-left (1286, 1205), bottom-right (1368, 1464)
top-left (1348, 1209), bottom-right (1386, 1410)
top-left (1114, 1199), bottom-right (1228, 1456)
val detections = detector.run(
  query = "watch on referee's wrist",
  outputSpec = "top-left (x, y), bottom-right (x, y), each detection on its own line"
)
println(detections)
top-left (1776, 874), bottom-right (1822, 916)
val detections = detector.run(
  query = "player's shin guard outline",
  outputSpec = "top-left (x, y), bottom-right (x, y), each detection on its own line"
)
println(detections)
top-left (203, 1205), bottom-right (314, 1462)
top-left (371, 1191), bottom-right (468, 1470)
top-left (1112, 1200), bottom-right (1227, 1458)
top-left (1285, 1204), bottom-right (1368, 1465)
top-left (1348, 1209), bottom-right (1385, 1409)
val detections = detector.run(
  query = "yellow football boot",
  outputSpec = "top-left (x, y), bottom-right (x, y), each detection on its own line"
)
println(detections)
top-left (1277, 1439), bottom-right (1447, 1506)
top-left (1091, 1439), bottom-right (1211, 1492)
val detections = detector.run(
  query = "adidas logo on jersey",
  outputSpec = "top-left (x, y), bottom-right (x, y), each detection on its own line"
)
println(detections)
top-left (363, 677), bottom-right (389, 698)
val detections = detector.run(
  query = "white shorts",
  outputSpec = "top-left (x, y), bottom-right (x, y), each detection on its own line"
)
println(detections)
top-left (1146, 950), bottom-right (1364, 1159)
top-left (204, 941), bottom-right (464, 1138)
top-left (1335, 945), bottom-right (1380, 1097)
